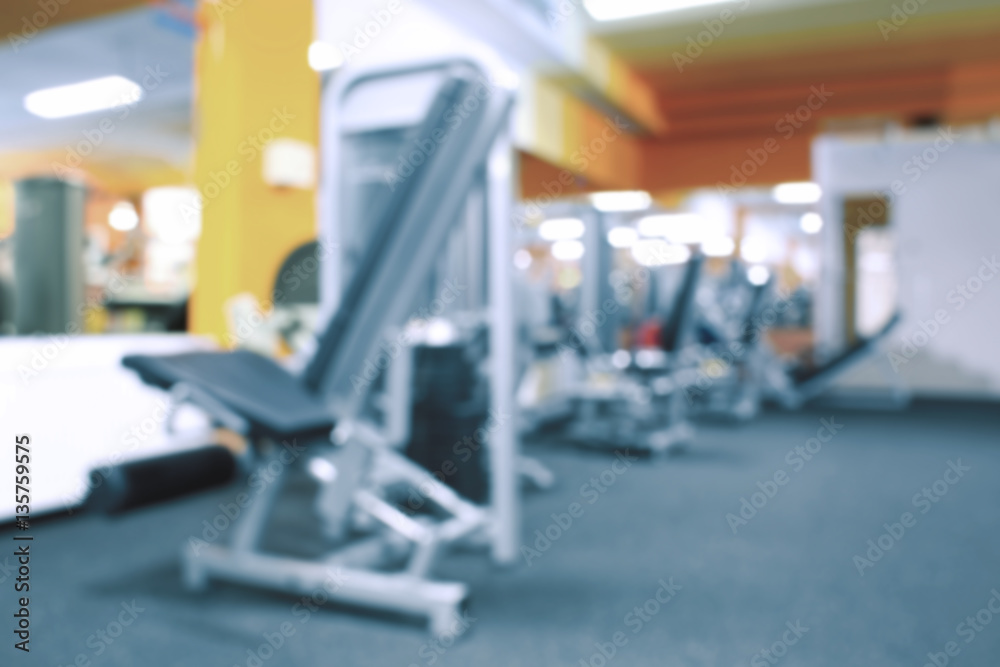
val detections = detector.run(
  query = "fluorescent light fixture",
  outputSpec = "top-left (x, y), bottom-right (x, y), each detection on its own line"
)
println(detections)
top-left (513, 249), bottom-right (533, 270)
top-left (607, 226), bottom-right (638, 249)
top-left (108, 202), bottom-right (139, 232)
top-left (637, 213), bottom-right (705, 244)
top-left (800, 212), bottom-right (823, 234)
top-left (539, 217), bottom-right (585, 241)
top-left (551, 240), bottom-right (585, 261)
top-left (701, 236), bottom-right (735, 257)
top-left (584, 0), bottom-right (733, 21)
top-left (747, 265), bottom-right (771, 286)
top-left (773, 182), bottom-right (822, 205)
top-left (589, 190), bottom-right (651, 212)
top-left (631, 239), bottom-right (691, 267)
top-left (308, 41), bottom-right (344, 72)
top-left (24, 75), bottom-right (142, 119)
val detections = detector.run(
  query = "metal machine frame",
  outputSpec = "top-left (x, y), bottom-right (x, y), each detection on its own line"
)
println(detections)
top-left (162, 55), bottom-right (523, 635)
top-left (182, 421), bottom-right (488, 636)
top-left (318, 54), bottom-right (523, 565)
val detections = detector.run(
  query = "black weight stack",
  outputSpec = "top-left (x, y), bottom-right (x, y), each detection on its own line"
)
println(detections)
top-left (406, 342), bottom-right (490, 504)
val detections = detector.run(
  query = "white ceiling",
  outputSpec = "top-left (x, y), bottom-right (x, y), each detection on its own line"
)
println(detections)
top-left (0, 7), bottom-right (194, 167)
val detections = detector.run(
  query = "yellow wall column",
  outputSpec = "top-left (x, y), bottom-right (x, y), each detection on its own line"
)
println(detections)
top-left (191, 0), bottom-right (318, 341)
top-left (0, 181), bottom-right (13, 239)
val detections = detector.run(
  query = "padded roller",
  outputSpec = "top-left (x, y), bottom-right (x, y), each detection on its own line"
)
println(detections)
top-left (85, 446), bottom-right (239, 514)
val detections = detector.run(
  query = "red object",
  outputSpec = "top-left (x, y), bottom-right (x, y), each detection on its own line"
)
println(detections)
top-left (636, 320), bottom-right (663, 349)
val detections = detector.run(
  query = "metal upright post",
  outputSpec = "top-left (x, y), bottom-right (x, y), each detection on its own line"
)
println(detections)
top-left (486, 121), bottom-right (520, 566)
top-left (581, 206), bottom-right (603, 351)
top-left (465, 184), bottom-right (487, 310)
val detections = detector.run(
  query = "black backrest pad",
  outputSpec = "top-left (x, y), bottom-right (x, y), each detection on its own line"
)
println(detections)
top-left (303, 75), bottom-right (467, 393)
top-left (790, 311), bottom-right (901, 386)
top-left (662, 253), bottom-right (705, 353)
top-left (306, 64), bottom-right (513, 404)
top-left (738, 282), bottom-right (770, 345)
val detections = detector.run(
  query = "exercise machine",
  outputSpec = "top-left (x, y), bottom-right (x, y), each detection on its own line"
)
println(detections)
top-left (110, 55), bottom-right (520, 635)
top-left (528, 252), bottom-right (705, 454)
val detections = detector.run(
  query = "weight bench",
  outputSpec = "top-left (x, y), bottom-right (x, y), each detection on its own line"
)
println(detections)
top-left (118, 58), bottom-right (515, 635)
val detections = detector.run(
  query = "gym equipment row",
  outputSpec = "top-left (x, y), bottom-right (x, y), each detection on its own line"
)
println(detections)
top-left (517, 250), bottom-right (903, 452)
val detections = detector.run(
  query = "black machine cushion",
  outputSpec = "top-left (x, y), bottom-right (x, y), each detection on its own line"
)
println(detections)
top-left (121, 79), bottom-right (473, 442)
top-left (122, 350), bottom-right (335, 440)
top-left (789, 312), bottom-right (901, 387)
top-left (661, 253), bottom-right (705, 354)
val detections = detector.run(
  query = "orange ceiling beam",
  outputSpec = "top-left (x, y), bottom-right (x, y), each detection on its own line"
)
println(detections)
top-left (656, 69), bottom-right (951, 114)
top-left (640, 133), bottom-right (812, 193)
top-left (519, 152), bottom-right (592, 201)
top-left (654, 63), bottom-right (1000, 139)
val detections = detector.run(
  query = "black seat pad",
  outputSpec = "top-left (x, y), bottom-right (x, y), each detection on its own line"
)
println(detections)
top-left (122, 350), bottom-right (335, 440)
top-left (790, 312), bottom-right (901, 387)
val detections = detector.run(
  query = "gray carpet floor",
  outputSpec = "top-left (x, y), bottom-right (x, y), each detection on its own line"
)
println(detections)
top-left (3, 402), bottom-right (999, 666)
